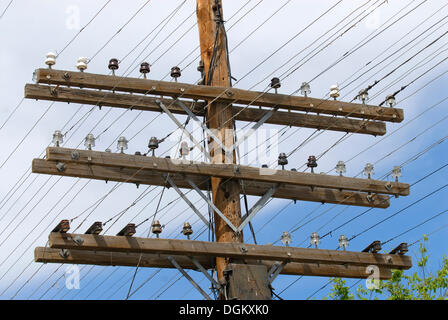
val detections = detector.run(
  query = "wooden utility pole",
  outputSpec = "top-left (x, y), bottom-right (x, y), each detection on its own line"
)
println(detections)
top-left (25, 1), bottom-right (412, 301)
top-left (196, 0), bottom-right (243, 285)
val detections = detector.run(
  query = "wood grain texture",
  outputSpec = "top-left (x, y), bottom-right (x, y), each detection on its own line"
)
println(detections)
top-left (32, 158), bottom-right (391, 208)
top-left (45, 147), bottom-right (410, 196)
top-left (47, 233), bottom-right (412, 270)
top-left (25, 84), bottom-right (387, 136)
top-left (197, 0), bottom-right (243, 283)
top-left (34, 247), bottom-right (393, 279)
top-left (34, 68), bottom-right (404, 122)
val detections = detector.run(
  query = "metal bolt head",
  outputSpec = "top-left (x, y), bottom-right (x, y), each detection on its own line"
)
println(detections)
top-left (73, 235), bottom-right (84, 246)
top-left (56, 162), bottom-right (67, 172)
top-left (71, 150), bottom-right (80, 160)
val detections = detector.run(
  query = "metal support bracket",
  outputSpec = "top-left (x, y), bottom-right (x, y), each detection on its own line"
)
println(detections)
top-left (237, 185), bottom-right (278, 233)
top-left (164, 174), bottom-right (211, 229)
top-left (176, 99), bottom-right (228, 155)
top-left (267, 261), bottom-right (288, 284)
top-left (186, 177), bottom-right (239, 233)
top-left (167, 256), bottom-right (212, 300)
top-left (232, 107), bottom-right (279, 153)
top-left (156, 99), bottom-right (211, 161)
top-left (188, 256), bottom-right (221, 291)
top-left (176, 98), bottom-right (277, 156)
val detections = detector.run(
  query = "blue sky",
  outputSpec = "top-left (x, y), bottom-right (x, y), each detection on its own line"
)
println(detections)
top-left (0, 0), bottom-right (447, 300)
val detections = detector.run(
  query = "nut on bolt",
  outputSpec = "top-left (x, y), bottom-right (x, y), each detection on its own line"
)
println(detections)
top-left (56, 162), bottom-right (66, 172)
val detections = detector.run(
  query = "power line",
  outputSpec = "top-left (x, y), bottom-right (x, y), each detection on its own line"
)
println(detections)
top-left (0, 0), bottom-right (13, 20)
top-left (57, 0), bottom-right (113, 57)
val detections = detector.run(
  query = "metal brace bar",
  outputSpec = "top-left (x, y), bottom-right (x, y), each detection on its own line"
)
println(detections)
top-left (237, 185), bottom-right (278, 233)
top-left (164, 175), bottom-right (211, 228)
top-left (177, 98), bottom-right (277, 155)
top-left (176, 99), bottom-right (228, 154)
top-left (231, 107), bottom-right (279, 152)
top-left (167, 256), bottom-right (212, 300)
top-left (188, 256), bottom-right (221, 290)
top-left (268, 261), bottom-right (288, 284)
top-left (186, 177), bottom-right (239, 233)
top-left (156, 99), bottom-right (211, 161)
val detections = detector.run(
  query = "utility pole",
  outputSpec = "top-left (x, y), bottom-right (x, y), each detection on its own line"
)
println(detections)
top-left (26, 1), bottom-right (412, 301)
top-left (196, 0), bottom-right (244, 291)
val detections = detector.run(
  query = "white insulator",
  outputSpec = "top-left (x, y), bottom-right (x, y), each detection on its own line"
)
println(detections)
top-left (117, 136), bottom-right (128, 153)
top-left (363, 163), bottom-right (375, 178)
top-left (77, 57), bottom-right (88, 72)
top-left (45, 52), bottom-right (56, 68)
top-left (330, 84), bottom-right (340, 99)
top-left (300, 82), bottom-right (311, 97)
top-left (52, 130), bottom-right (64, 147)
top-left (180, 141), bottom-right (190, 158)
top-left (84, 133), bottom-right (96, 150)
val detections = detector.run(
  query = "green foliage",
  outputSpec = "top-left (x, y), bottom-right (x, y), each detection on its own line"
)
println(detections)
top-left (326, 236), bottom-right (448, 300)
top-left (328, 278), bottom-right (354, 300)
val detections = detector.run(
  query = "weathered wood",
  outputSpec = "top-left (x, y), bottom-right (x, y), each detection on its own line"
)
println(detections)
top-left (25, 84), bottom-right (387, 136)
top-left (197, 0), bottom-right (243, 285)
top-left (32, 158), bottom-right (391, 208)
top-left (34, 247), bottom-right (393, 279)
top-left (48, 233), bottom-right (412, 270)
top-left (45, 147), bottom-right (410, 196)
top-left (34, 68), bottom-right (404, 122)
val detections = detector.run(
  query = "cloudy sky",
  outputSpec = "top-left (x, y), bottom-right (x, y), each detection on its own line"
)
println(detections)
top-left (0, 0), bottom-right (447, 300)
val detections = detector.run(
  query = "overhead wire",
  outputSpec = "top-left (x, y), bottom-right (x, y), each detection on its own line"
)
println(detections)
top-left (9, 0), bottom-right (440, 300)
top-left (0, 0), bottom-right (13, 20)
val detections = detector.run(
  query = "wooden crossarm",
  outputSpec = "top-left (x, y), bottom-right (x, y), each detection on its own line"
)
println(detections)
top-left (45, 147), bottom-right (410, 196)
top-left (33, 69), bottom-right (404, 122)
top-left (25, 84), bottom-right (387, 136)
top-left (35, 247), bottom-right (393, 280)
top-left (32, 158), bottom-right (391, 208)
top-left (47, 233), bottom-right (412, 270)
